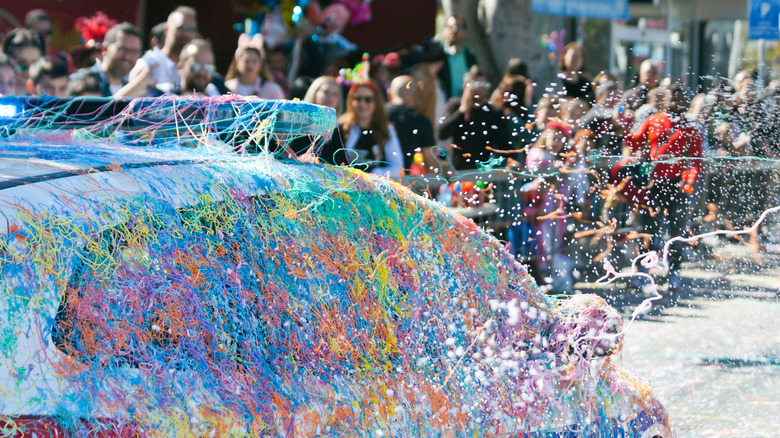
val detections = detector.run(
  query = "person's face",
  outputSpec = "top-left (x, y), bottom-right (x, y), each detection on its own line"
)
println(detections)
top-left (564, 105), bottom-right (585, 125)
top-left (31, 19), bottom-right (53, 48)
top-left (104, 33), bottom-right (142, 79)
top-left (662, 91), bottom-right (686, 113)
top-left (267, 51), bottom-right (288, 73)
top-left (182, 48), bottom-right (215, 93)
top-left (0, 66), bottom-right (15, 96)
top-left (351, 86), bottom-right (376, 123)
top-left (34, 75), bottom-right (68, 97)
top-left (465, 76), bottom-right (490, 104)
top-left (639, 66), bottom-right (659, 88)
top-left (237, 50), bottom-right (262, 79)
top-left (563, 47), bottom-right (583, 72)
top-left (443, 17), bottom-right (466, 47)
top-left (545, 129), bottom-right (568, 154)
top-left (13, 46), bottom-right (42, 87)
top-left (315, 82), bottom-right (340, 110)
top-left (168, 13), bottom-right (197, 51)
top-left (536, 106), bottom-right (556, 126)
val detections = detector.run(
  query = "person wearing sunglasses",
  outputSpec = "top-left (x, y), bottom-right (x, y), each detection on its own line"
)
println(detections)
top-left (333, 79), bottom-right (403, 177)
top-left (133, 6), bottom-right (199, 88)
top-left (439, 15), bottom-right (477, 100)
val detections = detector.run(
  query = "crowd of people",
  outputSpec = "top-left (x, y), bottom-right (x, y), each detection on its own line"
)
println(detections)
top-left (2, 7), bottom-right (779, 294)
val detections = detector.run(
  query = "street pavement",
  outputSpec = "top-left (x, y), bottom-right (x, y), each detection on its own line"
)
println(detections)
top-left (579, 243), bottom-right (780, 437)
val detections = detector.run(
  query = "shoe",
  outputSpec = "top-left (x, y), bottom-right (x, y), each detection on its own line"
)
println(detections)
top-left (667, 271), bottom-right (681, 292)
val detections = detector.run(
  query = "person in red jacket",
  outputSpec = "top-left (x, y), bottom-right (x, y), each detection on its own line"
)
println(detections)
top-left (623, 83), bottom-right (703, 291)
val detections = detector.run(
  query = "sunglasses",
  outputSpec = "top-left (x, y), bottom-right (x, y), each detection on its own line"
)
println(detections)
top-left (177, 25), bottom-right (198, 33)
top-left (190, 63), bottom-right (215, 74)
top-left (449, 24), bottom-right (465, 31)
top-left (352, 95), bottom-right (374, 104)
top-left (14, 64), bottom-right (29, 73)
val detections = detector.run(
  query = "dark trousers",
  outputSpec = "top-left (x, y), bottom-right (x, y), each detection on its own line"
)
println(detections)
top-left (641, 178), bottom-right (688, 272)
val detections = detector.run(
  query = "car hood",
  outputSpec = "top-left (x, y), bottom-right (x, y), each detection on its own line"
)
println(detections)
top-left (0, 139), bottom-right (671, 436)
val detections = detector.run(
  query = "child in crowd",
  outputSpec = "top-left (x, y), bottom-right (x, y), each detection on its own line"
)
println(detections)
top-left (511, 121), bottom-right (580, 294)
top-left (225, 34), bottom-right (285, 99)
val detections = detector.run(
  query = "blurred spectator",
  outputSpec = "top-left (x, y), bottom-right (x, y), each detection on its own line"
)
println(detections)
top-left (266, 45), bottom-right (291, 97)
top-left (439, 65), bottom-right (509, 170)
top-left (687, 93), bottom-right (715, 157)
top-left (69, 12), bottom-right (117, 71)
top-left (555, 42), bottom-right (594, 102)
top-left (138, 6), bottom-right (199, 85)
top-left (632, 86), bottom-right (663, 132)
top-left (499, 57), bottom-right (533, 108)
top-left (409, 38), bottom-right (447, 138)
top-left (24, 9), bottom-right (60, 60)
top-left (337, 79), bottom-right (403, 177)
top-left (304, 75), bottom-right (343, 116)
top-left (151, 39), bottom-right (226, 96)
top-left (521, 121), bottom-right (578, 293)
top-left (69, 22), bottom-right (142, 97)
top-left (0, 53), bottom-right (15, 96)
top-left (580, 81), bottom-right (628, 157)
top-left (300, 75), bottom-right (344, 159)
top-left (66, 71), bottom-right (103, 97)
top-left (149, 22), bottom-right (166, 50)
top-left (624, 84), bottom-right (703, 291)
top-left (560, 97), bottom-right (590, 132)
top-left (386, 75), bottom-right (435, 169)
top-left (439, 15), bottom-right (477, 99)
top-left (532, 96), bottom-right (559, 134)
top-left (623, 59), bottom-right (661, 111)
top-left (370, 52), bottom-right (400, 99)
top-left (225, 34), bottom-right (284, 99)
top-left (491, 74), bottom-right (535, 167)
top-left (27, 55), bottom-right (68, 97)
top-left (2, 28), bottom-right (43, 95)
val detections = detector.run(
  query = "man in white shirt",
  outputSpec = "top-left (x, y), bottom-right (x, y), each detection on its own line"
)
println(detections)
top-left (116, 6), bottom-right (199, 96)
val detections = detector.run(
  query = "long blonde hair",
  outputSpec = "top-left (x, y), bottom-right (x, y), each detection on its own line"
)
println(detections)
top-left (304, 76), bottom-right (343, 116)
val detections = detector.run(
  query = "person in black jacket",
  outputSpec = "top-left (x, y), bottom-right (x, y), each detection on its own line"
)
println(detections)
top-left (439, 66), bottom-right (510, 170)
top-left (438, 15), bottom-right (478, 99)
top-left (385, 75), bottom-right (435, 169)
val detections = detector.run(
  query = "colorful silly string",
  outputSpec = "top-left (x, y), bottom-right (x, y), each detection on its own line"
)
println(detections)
top-left (1, 99), bottom-right (671, 436)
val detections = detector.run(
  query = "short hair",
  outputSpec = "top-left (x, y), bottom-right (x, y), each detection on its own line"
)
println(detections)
top-left (104, 22), bottom-right (142, 47)
top-left (151, 22), bottom-right (166, 47)
top-left (179, 39), bottom-right (212, 64)
top-left (388, 75), bottom-right (417, 102)
top-left (171, 6), bottom-right (197, 20)
top-left (2, 28), bottom-right (43, 58)
top-left (29, 55), bottom-right (68, 84)
top-left (462, 65), bottom-right (485, 86)
top-left (25, 9), bottom-right (50, 28)
top-left (504, 57), bottom-right (528, 77)
top-left (66, 72), bottom-right (102, 96)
